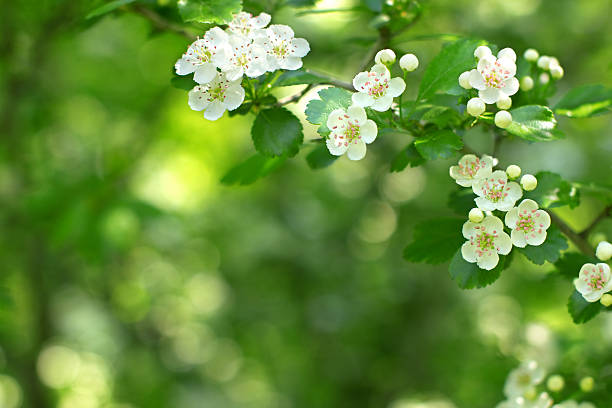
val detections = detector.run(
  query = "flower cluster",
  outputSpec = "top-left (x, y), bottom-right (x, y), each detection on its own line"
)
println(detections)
top-left (325, 49), bottom-right (417, 160)
top-left (574, 240), bottom-right (612, 304)
top-left (175, 12), bottom-right (310, 120)
top-left (451, 156), bottom-right (547, 269)
top-left (520, 48), bottom-right (564, 91)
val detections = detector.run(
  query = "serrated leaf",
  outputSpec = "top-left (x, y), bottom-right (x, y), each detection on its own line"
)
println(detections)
top-left (523, 171), bottom-right (580, 209)
top-left (505, 105), bottom-right (564, 142)
top-left (403, 218), bottom-right (465, 264)
top-left (252, 107), bottom-right (303, 157)
top-left (305, 87), bottom-right (353, 135)
top-left (275, 69), bottom-right (327, 87)
top-left (221, 154), bottom-right (286, 186)
top-left (555, 84), bottom-right (612, 118)
top-left (568, 290), bottom-right (604, 324)
top-left (449, 250), bottom-right (507, 289)
top-left (447, 188), bottom-right (476, 215)
top-left (517, 225), bottom-right (568, 265)
top-left (414, 130), bottom-right (463, 160)
top-left (86, 0), bottom-right (135, 19)
top-left (177, 0), bottom-right (241, 24)
top-left (390, 143), bottom-right (425, 172)
top-left (306, 143), bottom-right (338, 169)
top-left (554, 252), bottom-right (597, 280)
top-left (418, 38), bottom-right (488, 101)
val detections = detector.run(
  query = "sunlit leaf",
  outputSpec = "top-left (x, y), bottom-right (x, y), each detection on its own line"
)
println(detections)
top-left (555, 84), bottom-right (612, 118)
top-left (505, 105), bottom-right (564, 142)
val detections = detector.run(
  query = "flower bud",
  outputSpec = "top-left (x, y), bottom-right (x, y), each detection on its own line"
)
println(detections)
top-left (467, 97), bottom-right (486, 117)
top-left (498, 47), bottom-right (516, 62)
top-left (546, 375), bottom-right (565, 392)
top-left (550, 65), bottom-right (564, 79)
top-left (399, 53), bottom-right (419, 72)
top-left (596, 241), bottom-right (612, 261)
top-left (375, 49), bottom-right (396, 65)
top-left (580, 376), bottom-right (594, 392)
top-left (524, 48), bottom-right (539, 62)
top-left (537, 55), bottom-right (551, 69)
top-left (474, 45), bottom-right (492, 60)
top-left (548, 57), bottom-right (560, 70)
top-left (496, 95), bottom-right (512, 110)
top-left (521, 174), bottom-right (538, 191)
top-left (601, 294), bottom-right (612, 307)
top-left (459, 71), bottom-right (472, 89)
top-left (495, 110), bottom-right (512, 128)
top-left (539, 73), bottom-right (550, 84)
top-left (523, 387), bottom-right (537, 400)
top-left (469, 208), bottom-right (484, 223)
top-left (520, 76), bottom-right (534, 91)
top-left (506, 164), bottom-right (521, 179)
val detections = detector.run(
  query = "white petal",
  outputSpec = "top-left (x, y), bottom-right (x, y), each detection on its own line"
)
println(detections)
top-left (347, 105), bottom-right (367, 123)
top-left (352, 92), bottom-right (374, 107)
top-left (224, 66), bottom-right (244, 82)
top-left (505, 208), bottom-right (519, 229)
top-left (511, 229), bottom-right (527, 248)
top-left (346, 140), bottom-right (367, 160)
top-left (360, 120), bottom-right (377, 144)
top-left (387, 77), bottom-right (406, 97)
top-left (188, 87), bottom-right (208, 111)
top-left (468, 69), bottom-right (486, 91)
top-left (477, 55), bottom-right (496, 72)
top-left (479, 88), bottom-right (502, 104)
top-left (371, 63), bottom-right (390, 80)
top-left (481, 215), bottom-right (504, 232)
top-left (353, 72), bottom-right (370, 91)
top-left (534, 210), bottom-right (551, 230)
top-left (175, 57), bottom-right (196, 75)
top-left (477, 251), bottom-right (499, 270)
top-left (370, 95), bottom-right (393, 111)
top-left (203, 102), bottom-right (226, 121)
top-left (268, 24), bottom-right (294, 40)
top-left (501, 77), bottom-right (519, 96)
top-left (525, 229), bottom-right (547, 246)
top-left (462, 220), bottom-right (478, 239)
top-left (224, 87), bottom-right (245, 110)
top-left (475, 196), bottom-right (496, 211)
top-left (253, 12), bottom-right (271, 28)
top-left (291, 38), bottom-right (310, 58)
top-left (206, 27), bottom-right (229, 47)
top-left (497, 56), bottom-right (517, 77)
top-left (461, 241), bottom-right (477, 263)
top-left (326, 136), bottom-right (349, 156)
top-left (506, 182), bottom-right (523, 201)
top-left (281, 56), bottom-right (303, 70)
top-left (193, 64), bottom-right (217, 84)
top-left (246, 61), bottom-right (268, 78)
top-left (518, 199), bottom-right (538, 213)
top-left (495, 232), bottom-right (512, 255)
top-left (326, 108), bottom-right (346, 130)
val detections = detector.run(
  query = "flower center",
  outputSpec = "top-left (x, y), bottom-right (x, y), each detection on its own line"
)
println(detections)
top-left (517, 373), bottom-right (532, 386)
top-left (481, 60), bottom-right (512, 89)
top-left (207, 81), bottom-right (229, 102)
top-left (193, 46), bottom-right (212, 64)
top-left (344, 122), bottom-right (361, 143)
top-left (482, 177), bottom-right (508, 202)
top-left (365, 77), bottom-right (389, 99)
top-left (584, 264), bottom-right (608, 290)
top-left (458, 158), bottom-right (484, 178)
top-left (272, 42), bottom-right (289, 58)
top-left (475, 232), bottom-right (496, 252)
top-left (516, 213), bottom-right (535, 233)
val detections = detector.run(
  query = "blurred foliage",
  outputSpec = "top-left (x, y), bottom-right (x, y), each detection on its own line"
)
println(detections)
top-left (0, 0), bottom-right (612, 407)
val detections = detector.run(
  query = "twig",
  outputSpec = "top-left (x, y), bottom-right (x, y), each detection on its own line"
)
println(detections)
top-left (276, 84), bottom-right (314, 106)
top-left (305, 69), bottom-right (353, 90)
top-left (547, 210), bottom-right (595, 257)
top-left (579, 205), bottom-right (612, 239)
top-left (131, 5), bottom-right (196, 41)
top-left (359, 26), bottom-right (391, 72)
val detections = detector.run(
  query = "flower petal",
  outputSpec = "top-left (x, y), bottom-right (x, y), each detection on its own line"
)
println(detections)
top-left (501, 77), bottom-right (519, 96)
top-left (175, 57), bottom-right (196, 75)
top-left (188, 87), bottom-right (208, 111)
top-left (194, 63), bottom-right (217, 84)
top-left (203, 101), bottom-right (226, 121)
top-left (511, 229), bottom-right (527, 248)
top-left (346, 140), bottom-right (367, 160)
top-left (353, 72), bottom-right (370, 91)
top-left (370, 95), bottom-right (393, 111)
top-left (495, 231), bottom-right (512, 255)
top-left (360, 120), bottom-right (377, 144)
top-left (475, 196), bottom-right (496, 211)
top-left (281, 56), bottom-right (303, 70)
top-left (477, 251), bottom-right (499, 270)
top-left (291, 38), bottom-right (310, 58)
top-left (326, 108), bottom-right (346, 130)
top-left (224, 87), bottom-right (245, 110)
top-left (326, 136), bottom-right (349, 156)
top-left (525, 229), bottom-right (547, 246)
top-left (352, 92), bottom-right (373, 107)
top-left (371, 63), bottom-right (390, 80)
top-left (479, 87), bottom-right (501, 104)
top-left (505, 207), bottom-right (519, 229)
top-left (347, 105), bottom-right (367, 123)
top-left (387, 77), bottom-right (406, 97)
top-left (468, 69), bottom-right (486, 91)
top-left (534, 210), bottom-right (551, 230)
top-left (461, 241), bottom-right (477, 263)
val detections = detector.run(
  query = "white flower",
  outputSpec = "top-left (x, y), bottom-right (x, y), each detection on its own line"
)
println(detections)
top-left (472, 170), bottom-right (523, 211)
top-left (459, 71), bottom-right (472, 89)
top-left (467, 97), bottom-right (486, 116)
top-left (521, 76), bottom-right (534, 91)
top-left (521, 174), bottom-right (538, 191)
top-left (524, 48), bottom-right (539, 62)
top-left (325, 105), bottom-right (377, 160)
top-left (553, 401), bottom-right (597, 408)
top-left (219, 34), bottom-right (268, 81)
top-left (495, 110), bottom-right (513, 128)
top-left (505, 199), bottom-right (551, 247)
top-left (449, 154), bottom-right (494, 187)
top-left (596, 241), bottom-right (612, 261)
top-left (227, 11), bottom-right (271, 37)
top-left (575, 263), bottom-right (612, 302)
top-left (468, 48), bottom-right (519, 104)
top-left (352, 64), bottom-right (406, 111)
top-left (399, 53), bottom-right (419, 71)
top-left (504, 361), bottom-right (546, 399)
top-left (461, 215), bottom-right (512, 270)
top-left (375, 49), bottom-right (396, 65)
top-left (175, 27), bottom-right (230, 84)
top-left (261, 24), bottom-right (310, 71)
top-left (188, 72), bottom-right (245, 121)
top-left (498, 393), bottom-right (554, 408)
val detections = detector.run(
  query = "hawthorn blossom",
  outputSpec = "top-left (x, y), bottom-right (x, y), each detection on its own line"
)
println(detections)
top-left (505, 199), bottom-right (550, 247)
top-left (326, 105), bottom-right (377, 161)
top-left (352, 64), bottom-right (406, 112)
top-left (449, 154), bottom-right (494, 187)
top-left (575, 263), bottom-right (612, 302)
top-left (468, 48), bottom-right (519, 104)
top-left (227, 11), bottom-right (271, 37)
top-left (461, 215), bottom-right (512, 270)
top-left (472, 170), bottom-right (523, 212)
top-left (504, 360), bottom-right (546, 398)
top-left (497, 394), bottom-right (554, 408)
top-left (260, 24), bottom-right (310, 71)
top-left (175, 27), bottom-right (229, 84)
top-left (219, 35), bottom-right (268, 81)
top-left (188, 72), bottom-right (245, 121)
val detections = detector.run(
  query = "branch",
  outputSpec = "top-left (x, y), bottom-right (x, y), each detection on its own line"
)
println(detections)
top-left (359, 26), bottom-right (391, 72)
top-left (131, 5), bottom-right (196, 41)
top-left (276, 84), bottom-right (314, 106)
top-left (547, 210), bottom-right (595, 257)
top-left (579, 204), bottom-right (612, 239)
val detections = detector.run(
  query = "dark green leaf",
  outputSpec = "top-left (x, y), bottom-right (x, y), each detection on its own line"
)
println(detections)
top-left (517, 225), bottom-right (568, 265)
top-left (555, 84), bottom-right (612, 118)
top-left (286, 0), bottom-right (317, 6)
top-left (524, 171), bottom-right (580, 209)
top-left (414, 130), bottom-right (463, 160)
top-left (221, 154), bottom-right (286, 186)
top-left (403, 218), bottom-right (464, 265)
top-left (506, 105), bottom-right (564, 142)
top-left (449, 250), bottom-right (507, 289)
top-left (390, 143), bottom-right (425, 172)
top-left (306, 143), bottom-right (338, 169)
top-left (447, 188), bottom-right (476, 215)
top-left (554, 252), bottom-right (597, 280)
top-left (568, 290), bottom-right (604, 324)
top-left (252, 107), bottom-right (304, 157)
top-left (171, 76), bottom-right (195, 91)
top-left (305, 87), bottom-right (353, 136)
top-left (177, 0), bottom-right (241, 24)
top-left (86, 0), bottom-right (135, 19)
top-left (275, 69), bottom-right (328, 87)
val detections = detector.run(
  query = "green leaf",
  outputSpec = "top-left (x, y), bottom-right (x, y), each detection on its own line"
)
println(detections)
top-left (568, 290), bottom-right (604, 324)
top-left (305, 87), bottom-right (353, 136)
top-left (286, 0), bottom-right (317, 6)
top-left (390, 143), bottom-right (426, 172)
top-left (524, 171), bottom-right (580, 209)
top-left (86, 0), bottom-right (135, 19)
top-left (306, 143), bottom-right (338, 169)
top-left (449, 250), bottom-right (507, 289)
top-left (414, 130), bottom-right (463, 160)
top-left (275, 70), bottom-right (328, 87)
top-left (554, 252), bottom-right (597, 280)
top-left (177, 0), bottom-right (241, 24)
top-left (252, 107), bottom-right (303, 157)
top-left (555, 84), bottom-right (612, 118)
top-left (171, 76), bottom-right (195, 91)
top-left (417, 38), bottom-right (488, 101)
top-left (403, 218), bottom-right (465, 265)
top-left (517, 225), bottom-right (568, 265)
top-left (447, 188), bottom-right (476, 216)
top-left (221, 154), bottom-right (286, 186)
top-left (505, 105), bottom-right (564, 142)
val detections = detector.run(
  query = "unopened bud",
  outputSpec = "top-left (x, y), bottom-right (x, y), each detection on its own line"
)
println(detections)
top-left (601, 294), bottom-right (612, 307)
top-left (469, 208), bottom-right (484, 223)
top-left (546, 375), bottom-right (565, 392)
top-left (399, 53), bottom-right (419, 72)
top-left (459, 71), bottom-right (472, 89)
top-left (580, 376), bottom-right (594, 392)
top-left (520, 76), bottom-right (534, 91)
top-left (596, 241), bottom-right (612, 261)
top-left (524, 48), bottom-right (539, 62)
top-left (539, 73), bottom-right (550, 84)
top-left (521, 174), bottom-right (538, 191)
top-left (537, 56), bottom-right (551, 70)
top-left (550, 65), bottom-right (564, 79)
top-left (495, 110), bottom-right (512, 129)
top-left (467, 97), bottom-right (486, 117)
top-left (506, 165), bottom-right (521, 179)
top-left (496, 95), bottom-right (512, 110)
top-left (375, 49), bottom-right (396, 65)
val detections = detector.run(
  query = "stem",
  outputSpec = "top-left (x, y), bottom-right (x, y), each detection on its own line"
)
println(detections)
top-left (131, 5), bottom-right (196, 41)
top-left (359, 26), bottom-right (391, 72)
top-left (547, 211), bottom-right (595, 257)
top-left (580, 205), bottom-right (612, 239)
top-left (276, 84), bottom-right (314, 106)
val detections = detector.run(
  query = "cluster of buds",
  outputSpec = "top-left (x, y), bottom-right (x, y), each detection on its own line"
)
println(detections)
top-left (520, 48), bottom-right (564, 92)
top-left (574, 240), bottom-right (612, 305)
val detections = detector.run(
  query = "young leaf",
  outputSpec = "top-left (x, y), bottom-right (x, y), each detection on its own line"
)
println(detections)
top-left (505, 105), bottom-right (564, 142)
top-left (447, 188), bottom-right (476, 216)
top-left (555, 84), bottom-right (612, 118)
top-left (276, 69), bottom-right (328, 87)
top-left (177, 0), bottom-right (241, 24)
top-left (568, 290), bottom-right (604, 324)
top-left (403, 218), bottom-right (465, 264)
top-left (553, 252), bottom-right (597, 280)
top-left (417, 38), bottom-right (488, 101)
top-left (305, 87), bottom-right (353, 136)
top-left (86, 0), bottom-right (135, 19)
top-left (523, 171), bottom-right (580, 209)
top-left (516, 225), bottom-right (568, 265)
top-left (414, 130), bottom-right (463, 160)
top-left (306, 143), bottom-right (338, 169)
top-left (252, 107), bottom-right (304, 157)
top-left (390, 143), bottom-right (426, 172)
top-left (448, 250), bottom-right (507, 289)
top-left (221, 154), bottom-right (286, 186)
